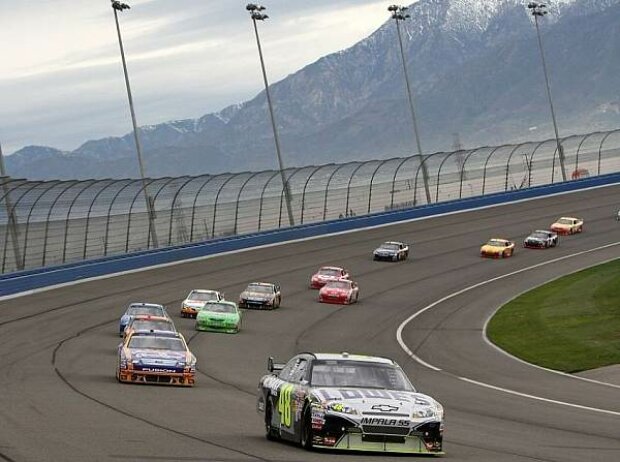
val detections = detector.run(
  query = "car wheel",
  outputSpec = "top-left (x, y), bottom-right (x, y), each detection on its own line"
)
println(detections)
top-left (502, 250), bottom-right (508, 258)
top-left (265, 402), bottom-right (278, 441)
top-left (578, 226), bottom-right (583, 233)
top-left (300, 406), bottom-right (314, 450)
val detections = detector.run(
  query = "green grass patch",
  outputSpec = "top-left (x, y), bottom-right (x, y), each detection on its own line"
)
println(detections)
top-left (487, 259), bottom-right (620, 373)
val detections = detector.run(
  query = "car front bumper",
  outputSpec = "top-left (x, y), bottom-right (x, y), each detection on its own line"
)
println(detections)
top-left (117, 368), bottom-right (195, 386)
top-left (312, 417), bottom-right (442, 454)
top-left (195, 322), bottom-right (239, 333)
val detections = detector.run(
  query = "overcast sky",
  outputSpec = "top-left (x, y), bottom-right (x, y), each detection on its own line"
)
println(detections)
top-left (0, 0), bottom-right (400, 155)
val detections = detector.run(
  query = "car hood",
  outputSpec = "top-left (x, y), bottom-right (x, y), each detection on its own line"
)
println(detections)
top-left (241, 291), bottom-right (273, 300)
top-left (481, 245), bottom-right (502, 252)
top-left (127, 349), bottom-right (187, 363)
top-left (320, 288), bottom-right (349, 296)
top-left (311, 388), bottom-right (439, 416)
top-left (375, 248), bottom-right (397, 254)
top-left (183, 300), bottom-right (207, 308)
top-left (197, 311), bottom-right (239, 321)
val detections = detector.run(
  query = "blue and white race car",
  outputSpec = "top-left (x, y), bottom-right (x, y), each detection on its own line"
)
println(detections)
top-left (119, 302), bottom-right (170, 336)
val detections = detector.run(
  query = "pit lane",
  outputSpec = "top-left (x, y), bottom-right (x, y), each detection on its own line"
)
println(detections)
top-left (0, 185), bottom-right (619, 461)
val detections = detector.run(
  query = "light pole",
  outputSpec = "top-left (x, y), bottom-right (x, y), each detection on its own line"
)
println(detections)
top-left (527, 1), bottom-right (567, 181)
top-left (388, 5), bottom-right (432, 205)
top-left (111, 0), bottom-right (159, 247)
top-left (246, 3), bottom-right (294, 226)
top-left (0, 142), bottom-right (23, 270)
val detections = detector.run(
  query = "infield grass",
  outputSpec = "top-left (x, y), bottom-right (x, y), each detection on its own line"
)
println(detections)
top-left (487, 259), bottom-right (620, 373)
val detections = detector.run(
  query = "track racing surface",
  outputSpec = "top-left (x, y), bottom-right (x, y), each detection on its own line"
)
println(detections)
top-left (1, 185), bottom-right (620, 461)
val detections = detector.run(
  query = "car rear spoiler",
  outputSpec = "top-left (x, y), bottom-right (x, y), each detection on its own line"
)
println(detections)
top-left (267, 356), bottom-right (285, 373)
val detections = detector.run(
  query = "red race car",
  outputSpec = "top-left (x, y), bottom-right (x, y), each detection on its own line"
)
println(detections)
top-left (310, 266), bottom-right (350, 289)
top-left (318, 279), bottom-right (359, 305)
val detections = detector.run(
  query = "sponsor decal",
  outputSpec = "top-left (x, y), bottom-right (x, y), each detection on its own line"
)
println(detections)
top-left (315, 388), bottom-right (413, 401)
top-left (371, 404), bottom-right (399, 412)
top-left (360, 417), bottom-right (410, 426)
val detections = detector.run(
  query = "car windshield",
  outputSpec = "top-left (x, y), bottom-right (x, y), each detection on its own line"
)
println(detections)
top-left (188, 291), bottom-right (218, 301)
top-left (558, 218), bottom-right (573, 224)
top-left (319, 268), bottom-right (341, 276)
top-left (531, 232), bottom-right (548, 238)
top-left (129, 320), bottom-right (175, 332)
top-left (246, 284), bottom-right (271, 294)
top-left (127, 336), bottom-right (185, 351)
top-left (379, 243), bottom-right (399, 251)
top-left (127, 306), bottom-right (165, 317)
top-left (487, 240), bottom-right (505, 247)
top-left (204, 303), bottom-right (236, 313)
top-left (324, 281), bottom-right (350, 289)
top-left (310, 360), bottom-right (415, 391)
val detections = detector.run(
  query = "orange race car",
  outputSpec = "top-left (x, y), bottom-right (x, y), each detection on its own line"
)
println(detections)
top-left (480, 238), bottom-right (515, 258)
top-left (550, 217), bottom-right (583, 235)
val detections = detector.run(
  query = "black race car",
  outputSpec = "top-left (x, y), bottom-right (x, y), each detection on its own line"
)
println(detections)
top-left (256, 352), bottom-right (444, 454)
top-left (523, 230), bottom-right (559, 249)
top-left (373, 241), bottom-right (409, 261)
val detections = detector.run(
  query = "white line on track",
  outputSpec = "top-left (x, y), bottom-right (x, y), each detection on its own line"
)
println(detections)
top-left (2, 181), bottom-right (619, 302)
top-left (396, 241), bottom-right (620, 417)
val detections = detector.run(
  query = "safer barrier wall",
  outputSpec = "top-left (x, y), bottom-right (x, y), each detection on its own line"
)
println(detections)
top-left (2, 171), bottom-right (619, 297)
top-left (1, 129), bottom-right (619, 274)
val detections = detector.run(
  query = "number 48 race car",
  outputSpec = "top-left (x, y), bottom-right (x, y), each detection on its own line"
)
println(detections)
top-left (257, 352), bottom-right (444, 455)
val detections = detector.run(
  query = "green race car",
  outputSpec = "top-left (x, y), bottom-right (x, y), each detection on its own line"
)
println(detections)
top-left (195, 301), bottom-right (241, 333)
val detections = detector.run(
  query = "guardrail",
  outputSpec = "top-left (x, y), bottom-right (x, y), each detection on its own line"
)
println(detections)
top-left (2, 171), bottom-right (619, 297)
top-left (1, 128), bottom-right (619, 274)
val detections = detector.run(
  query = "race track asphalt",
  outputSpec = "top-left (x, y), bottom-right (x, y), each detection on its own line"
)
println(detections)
top-left (1, 184), bottom-right (620, 462)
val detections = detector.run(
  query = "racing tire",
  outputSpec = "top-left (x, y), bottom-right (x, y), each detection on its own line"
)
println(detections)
top-left (578, 226), bottom-right (583, 233)
top-left (265, 402), bottom-right (278, 441)
top-left (300, 406), bottom-right (314, 450)
top-left (393, 254), bottom-right (398, 262)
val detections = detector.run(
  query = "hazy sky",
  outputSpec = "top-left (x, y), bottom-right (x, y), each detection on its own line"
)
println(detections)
top-left (0, 0), bottom-right (398, 154)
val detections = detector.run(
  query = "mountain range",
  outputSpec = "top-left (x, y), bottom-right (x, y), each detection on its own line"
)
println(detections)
top-left (7, 0), bottom-right (620, 180)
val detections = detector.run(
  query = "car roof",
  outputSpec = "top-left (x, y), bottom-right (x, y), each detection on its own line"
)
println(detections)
top-left (247, 282), bottom-right (275, 287)
top-left (319, 266), bottom-right (344, 271)
top-left (487, 238), bottom-right (510, 243)
top-left (129, 331), bottom-right (181, 339)
top-left (533, 230), bottom-right (552, 234)
top-left (189, 289), bottom-right (220, 294)
top-left (128, 302), bottom-right (164, 309)
top-left (382, 241), bottom-right (404, 245)
top-left (310, 353), bottom-right (394, 365)
top-left (204, 300), bottom-right (237, 307)
top-left (558, 216), bottom-right (579, 220)
top-left (129, 315), bottom-right (171, 322)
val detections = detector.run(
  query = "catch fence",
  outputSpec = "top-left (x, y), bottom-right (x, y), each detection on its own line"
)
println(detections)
top-left (1, 129), bottom-right (619, 274)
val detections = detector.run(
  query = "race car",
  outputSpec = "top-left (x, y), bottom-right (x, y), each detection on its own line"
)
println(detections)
top-left (550, 217), bottom-right (583, 235)
top-left (257, 352), bottom-right (444, 454)
top-left (123, 315), bottom-right (177, 340)
top-left (181, 289), bottom-right (224, 318)
top-left (310, 266), bottom-right (350, 289)
top-left (480, 238), bottom-right (515, 258)
top-left (117, 331), bottom-right (196, 386)
top-left (523, 230), bottom-right (559, 249)
top-left (238, 282), bottom-right (281, 309)
top-left (119, 303), bottom-right (170, 336)
top-left (373, 241), bottom-right (409, 261)
top-left (318, 280), bottom-right (359, 305)
top-left (616, 210), bottom-right (620, 221)
top-left (195, 301), bottom-right (242, 333)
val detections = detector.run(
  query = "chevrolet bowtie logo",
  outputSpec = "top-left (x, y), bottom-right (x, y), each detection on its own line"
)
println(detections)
top-left (371, 404), bottom-right (399, 412)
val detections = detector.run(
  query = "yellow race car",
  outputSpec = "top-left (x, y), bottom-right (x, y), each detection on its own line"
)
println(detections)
top-left (480, 238), bottom-right (515, 258)
top-left (550, 217), bottom-right (583, 235)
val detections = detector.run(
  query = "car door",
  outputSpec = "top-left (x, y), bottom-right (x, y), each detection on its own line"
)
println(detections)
top-left (272, 356), bottom-right (308, 441)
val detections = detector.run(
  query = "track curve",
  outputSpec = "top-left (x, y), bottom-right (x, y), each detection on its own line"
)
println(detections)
top-left (1, 185), bottom-right (620, 461)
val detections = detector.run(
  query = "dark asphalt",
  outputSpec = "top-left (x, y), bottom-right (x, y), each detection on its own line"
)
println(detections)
top-left (1, 185), bottom-right (620, 461)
